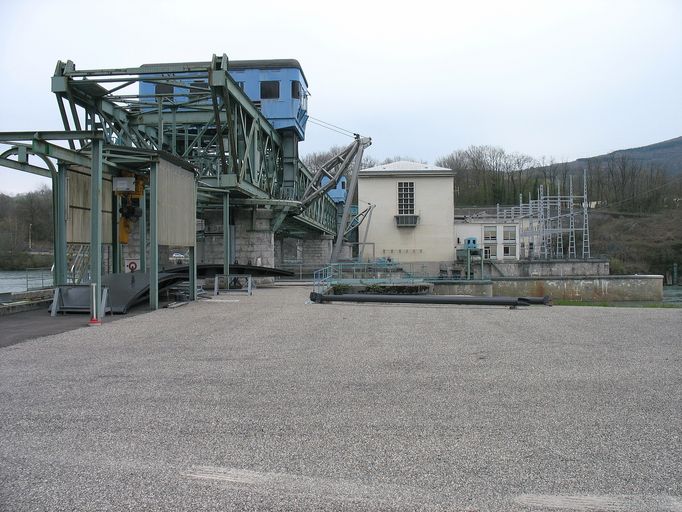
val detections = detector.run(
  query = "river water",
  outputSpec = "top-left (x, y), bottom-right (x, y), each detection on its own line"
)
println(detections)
top-left (0, 270), bottom-right (53, 294)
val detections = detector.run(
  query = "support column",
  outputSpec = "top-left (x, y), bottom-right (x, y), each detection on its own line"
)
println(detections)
top-left (302, 236), bottom-right (333, 269)
top-left (234, 208), bottom-right (275, 267)
top-left (331, 145), bottom-right (364, 263)
top-left (223, 192), bottom-right (230, 277)
top-left (189, 181), bottom-right (197, 301)
top-left (140, 187), bottom-right (147, 272)
top-left (53, 163), bottom-right (68, 285)
top-left (281, 131), bottom-right (298, 196)
top-left (90, 138), bottom-right (103, 320)
top-left (189, 246), bottom-right (197, 300)
top-left (149, 162), bottom-right (159, 310)
top-left (112, 193), bottom-right (120, 273)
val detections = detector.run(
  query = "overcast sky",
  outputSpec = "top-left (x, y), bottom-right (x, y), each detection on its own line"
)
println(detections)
top-left (1, 0), bottom-right (680, 195)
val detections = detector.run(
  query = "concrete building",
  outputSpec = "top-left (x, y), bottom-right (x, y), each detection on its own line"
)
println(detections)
top-left (454, 219), bottom-right (521, 261)
top-left (358, 161), bottom-right (455, 273)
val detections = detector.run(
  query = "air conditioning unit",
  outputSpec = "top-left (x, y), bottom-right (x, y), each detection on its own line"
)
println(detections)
top-left (395, 215), bottom-right (419, 227)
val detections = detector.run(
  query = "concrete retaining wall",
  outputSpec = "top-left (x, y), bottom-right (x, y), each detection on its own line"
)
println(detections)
top-left (491, 275), bottom-right (663, 301)
top-left (432, 280), bottom-right (492, 297)
top-left (485, 259), bottom-right (610, 278)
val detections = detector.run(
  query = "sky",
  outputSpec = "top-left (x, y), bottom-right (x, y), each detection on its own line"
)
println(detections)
top-left (0, 0), bottom-right (680, 195)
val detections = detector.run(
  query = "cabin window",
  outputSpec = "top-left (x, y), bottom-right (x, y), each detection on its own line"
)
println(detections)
top-left (260, 81), bottom-right (280, 99)
top-left (189, 80), bottom-right (208, 97)
top-left (155, 83), bottom-right (174, 95)
top-left (397, 182), bottom-right (415, 215)
top-left (291, 81), bottom-right (301, 99)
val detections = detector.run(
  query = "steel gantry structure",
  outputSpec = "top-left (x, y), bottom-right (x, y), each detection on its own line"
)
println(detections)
top-left (50, 54), bottom-right (338, 236)
top-left (0, 54), bottom-right (366, 318)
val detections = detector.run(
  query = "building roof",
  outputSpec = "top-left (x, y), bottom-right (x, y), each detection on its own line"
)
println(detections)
top-left (359, 160), bottom-right (453, 178)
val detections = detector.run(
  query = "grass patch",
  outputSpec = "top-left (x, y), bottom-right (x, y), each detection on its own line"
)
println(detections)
top-left (553, 299), bottom-right (681, 308)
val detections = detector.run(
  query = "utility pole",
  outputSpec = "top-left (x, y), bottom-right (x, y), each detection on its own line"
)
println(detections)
top-left (28, 223), bottom-right (32, 251)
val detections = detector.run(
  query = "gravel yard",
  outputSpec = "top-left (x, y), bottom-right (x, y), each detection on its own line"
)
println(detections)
top-left (1, 286), bottom-right (680, 511)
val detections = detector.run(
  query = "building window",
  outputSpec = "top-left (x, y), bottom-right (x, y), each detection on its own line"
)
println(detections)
top-left (484, 245), bottom-right (497, 259)
top-left (397, 182), bottom-right (414, 215)
top-left (189, 80), bottom-right (208, 97)
top-left (503, 226), bottom-right (516, 242)
top-left (155, 83), bottom-right (174, 95)
top-left (260, 81), bottom-right (280, 99)
top-left (484, 226), bottom-right (497, 242)
top-left (503, 245), bottom-right (516, 258)
top-left (291, 81), bottom-right (301, 99)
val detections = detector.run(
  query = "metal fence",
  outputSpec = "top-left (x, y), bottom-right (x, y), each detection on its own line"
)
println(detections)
top-left (311, 261), bottom-right (446, 294)
top-left (25, 267), bottom-right (54, 291)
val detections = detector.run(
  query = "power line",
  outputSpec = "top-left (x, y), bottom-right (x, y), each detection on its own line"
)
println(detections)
top-left (596, 172), bottom-right (682, 209)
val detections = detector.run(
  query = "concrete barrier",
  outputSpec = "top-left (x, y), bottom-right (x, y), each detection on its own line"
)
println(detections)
top-left (431, 280), bottom-right (492, 297)
top-left (490, 275), bottom-right (663, 302)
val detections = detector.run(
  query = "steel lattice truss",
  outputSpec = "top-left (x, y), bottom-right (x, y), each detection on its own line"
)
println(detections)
top-left (496, 172), bottom-right (591, 259)
top-left (50, 54), bottom-right (336, 235)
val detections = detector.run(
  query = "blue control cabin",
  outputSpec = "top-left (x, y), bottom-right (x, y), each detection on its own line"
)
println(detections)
top-left (320, 176), bottom-right (347, 204)
top-left (138, 59), bottom-right (309, 140)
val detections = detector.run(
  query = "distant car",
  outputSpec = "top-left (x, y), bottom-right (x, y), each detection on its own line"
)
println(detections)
top-left (169, 252), bottom-right (189, 264)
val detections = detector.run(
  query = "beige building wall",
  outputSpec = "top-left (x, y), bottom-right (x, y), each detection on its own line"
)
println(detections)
top-left (359, 174), bottom-right (455, 263)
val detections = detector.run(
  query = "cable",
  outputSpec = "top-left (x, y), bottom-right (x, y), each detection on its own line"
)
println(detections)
top-left (307, 119), bottom-right (355, 138)
top-left (308, 115), bottom-right (357, 137)
top-left (595, 172), bottom-right (682, 209)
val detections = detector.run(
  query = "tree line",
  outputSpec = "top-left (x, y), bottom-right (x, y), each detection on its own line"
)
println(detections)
top-left (305, 143), bottom-right (682, 213)
top-left (434, 145), bottom-right (681, 212)
top-left (0, 186), bottom-right (53, 269)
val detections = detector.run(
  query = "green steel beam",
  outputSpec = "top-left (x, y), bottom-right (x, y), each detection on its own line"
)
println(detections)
top-left (0, 158), bottom-right (52, 178)
top-left (31, 140), bottom-right (94, 167)
top-left (90, 138), bottom-right (103, 321)
top-left (189, 246), bottom-right (196, 301)
top-left (223, 193), bottom-right (230, 277)
top-left (140, 187), bottom-right (147, 272)
top-left (149, 163), bottom-right (159, 310)
top-left (111, 193), bottom-right (120, 273)
top-left (53, 164), bottom-right (67, 286)
top-left (0, 130), bottom-right (101, 142)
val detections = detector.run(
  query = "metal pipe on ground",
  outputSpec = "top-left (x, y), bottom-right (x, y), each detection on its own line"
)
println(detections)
top-left (309, 293), bottom-right (552, 307)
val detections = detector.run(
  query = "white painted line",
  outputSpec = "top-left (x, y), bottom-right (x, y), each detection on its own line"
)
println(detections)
top-left (516, 494), bottom-right (682, 511)
top-left (184, 465), bottom-right (436, 506)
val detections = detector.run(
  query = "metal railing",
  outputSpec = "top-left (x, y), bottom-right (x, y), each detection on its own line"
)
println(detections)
top-left (214, 274), bottom-right (253, 296)
top-left (277, 262), bottom-right (328, 281)
top-left (25, 267), bottom-right (54, 291)
top-left (312, 261), bottom-right (429, 294)
top-left (68, 244), bottom-right (90, 284)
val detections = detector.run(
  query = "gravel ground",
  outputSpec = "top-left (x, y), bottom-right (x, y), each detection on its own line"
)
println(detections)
top-left (1, 287), bottom-right (680, 511)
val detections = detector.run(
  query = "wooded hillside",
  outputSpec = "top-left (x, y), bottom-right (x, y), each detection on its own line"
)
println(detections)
top-left (0, 186), bottom-right (53, 269)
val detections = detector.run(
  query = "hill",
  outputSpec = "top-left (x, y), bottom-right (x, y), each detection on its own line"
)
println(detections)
top-left (590, 208), bottom-right (682, 278)
top-left (574, 136), bottom-right (682, 175)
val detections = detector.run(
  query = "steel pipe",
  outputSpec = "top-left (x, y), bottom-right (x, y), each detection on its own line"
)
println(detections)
top-left (309, 293), bottom-right (551, 307)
